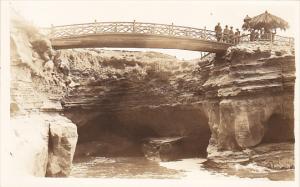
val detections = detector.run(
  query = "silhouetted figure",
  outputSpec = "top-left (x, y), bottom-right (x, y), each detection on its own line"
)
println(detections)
top-left (223, 25), bottom-right (229, 43)
top-left (229, 26), bottom-right (234, 43)
top-left (254, 30), bottom-right (259, 41)
top-left (234, 29), bottom-right (240, 44)
top-left (214, 23), bottom-right (222, 41)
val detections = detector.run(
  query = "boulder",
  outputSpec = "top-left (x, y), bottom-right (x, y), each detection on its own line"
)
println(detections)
top-left (46, 117), bottom-right (78, 177)
top-left (250, 142), bottom-right (294, 169)
top-left (142, 137), bottom-right (185, 161)
top-left (8, 115), bottom-right (50, 177)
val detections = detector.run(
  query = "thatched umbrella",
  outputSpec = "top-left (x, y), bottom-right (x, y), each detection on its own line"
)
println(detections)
top-left (243, 15), bottom-right (251, 22)
top-left (248, 11), bottom-right (289, 31)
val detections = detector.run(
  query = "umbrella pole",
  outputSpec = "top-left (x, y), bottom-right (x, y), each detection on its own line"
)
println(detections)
top-left (269, 35), bottom-right (273, 50)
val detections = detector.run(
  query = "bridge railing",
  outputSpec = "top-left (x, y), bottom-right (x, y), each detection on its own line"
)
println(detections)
top-left (48, 21), bottom-right (228, 44)
top-left (238, 33), bottom-right (294, 47)
top-left (47, 21), bottom-right (294, 48)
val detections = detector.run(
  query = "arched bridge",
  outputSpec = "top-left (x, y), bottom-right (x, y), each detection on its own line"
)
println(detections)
top-left (48, 21), bottom-right (233, 53)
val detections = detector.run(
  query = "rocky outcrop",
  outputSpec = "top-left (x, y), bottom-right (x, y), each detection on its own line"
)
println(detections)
top-left (60, 41), bottom-right (294, 158)
top-left (8, 10), bottom-right (78, 177)
top-left (57, 40), bottom-right (295, 174)
top-left (7, 9), bottom-right (295, 179)
top-left (7, 114), bottom-right (78, 177)
top-left (57, 49), bottom-right (211, 157)
top-left (201, 42), bottom-right (295, 152)
top-left (8, 115), bottom-right (50, 176)
top-left (203, 142), bottom-right (294, 180)
top-left (142, 137), bottom-right (186, 161)
top-left (46, 116), bottom-right (78, 177)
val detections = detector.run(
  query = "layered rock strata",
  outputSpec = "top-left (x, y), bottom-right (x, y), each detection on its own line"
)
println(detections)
top-left (202, 43), bottom-right (295, 152)
top-left (59, 40), bottom-right (294, 166)
top-left (8, 11), bottom-right (78, 177)
top-left (7, 10), bottom-right (295, 177)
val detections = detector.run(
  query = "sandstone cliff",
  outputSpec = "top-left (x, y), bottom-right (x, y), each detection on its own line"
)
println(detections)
top-left (6, 10), bottom-right (295, 178)
top-left (201, 42), bottom-right (295, 152)
top-left (8, 11), bottom-right (78, 177)
top-left (59, 39), bottom-right (294, 169)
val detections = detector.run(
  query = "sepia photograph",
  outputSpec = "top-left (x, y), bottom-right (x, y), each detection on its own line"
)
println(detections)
top-left (0, 0), bottom-right (299, 187)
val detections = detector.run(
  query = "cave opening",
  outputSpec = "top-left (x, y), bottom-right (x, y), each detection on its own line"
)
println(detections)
top-left (262, 113), bottom-right (294, 144)
top-left (71, 106), bottom-right (212, 161)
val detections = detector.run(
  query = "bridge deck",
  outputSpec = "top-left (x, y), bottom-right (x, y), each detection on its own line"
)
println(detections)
top-left (48, 21), bottom-right (294, 53)
top-left (51, 33), bottom-right (232, 53)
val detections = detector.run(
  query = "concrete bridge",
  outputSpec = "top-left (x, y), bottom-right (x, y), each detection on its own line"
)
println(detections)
top-left (48, 21), bottom-right (233, 53)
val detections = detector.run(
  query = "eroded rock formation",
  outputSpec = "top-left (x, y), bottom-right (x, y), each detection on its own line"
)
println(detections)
top-left (7, 10), bottom-right (295, 178)
top-left (202, 43), bottom-right (295, 153)
top-left (8, 11), bottom-right (78, 177)
top-left (59, 40), bottom-right (294, 164)
top-left (46, 116), bottom-right (78, 177)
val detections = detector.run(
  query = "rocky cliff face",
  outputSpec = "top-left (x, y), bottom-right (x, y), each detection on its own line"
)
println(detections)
top-left (59, 49), bottom-right (210, 157)
top-left (202, 43), bottom-right (295, 153)
top-left (59, 40), bottom-right (294, 165)
top-left (8, 11), bottom-right (78, 177)
top-left (7, 11), bottom-right (295, 177)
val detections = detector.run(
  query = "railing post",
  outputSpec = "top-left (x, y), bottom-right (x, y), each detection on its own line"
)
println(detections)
top-left (169, 22), bottom-right (174, 35)
top-left (114, 23), bottom-right (117, 32)
top-left (133, 20), bottom-right (136, 33)
top-left (94, 20), bottom-right (97, 33)
top-left (204, 26), bottom-right (207, 40)
top-left (151, 24), bottom-right (155, 34)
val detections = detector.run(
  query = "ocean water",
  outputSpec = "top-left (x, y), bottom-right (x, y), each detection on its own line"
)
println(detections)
top-left (69, 156), bottom-right (294, 180)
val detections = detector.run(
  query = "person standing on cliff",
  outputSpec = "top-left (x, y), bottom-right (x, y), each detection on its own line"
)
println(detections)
top-left (223, 25), bottom-right (229, 43)
top-left (234, 28), bottom-right (240, 44)
top-left (229, 26), bottom-right (234, 44)
top-left (214, 23), bottom-right (222, 41)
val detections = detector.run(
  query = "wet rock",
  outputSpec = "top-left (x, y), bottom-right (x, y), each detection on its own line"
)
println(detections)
top-left (74, 138), bottom-right (140, 157)
top-left (206, 142), bottom-right (294, 169)
top-left (142, 137), bottom-right (185, 161)
top-left (249, 143), bottom-right (294, 169)
top-left (46, 117), bottom-right (78, 177)
top-left (203, 142), bottom-right (294, 180)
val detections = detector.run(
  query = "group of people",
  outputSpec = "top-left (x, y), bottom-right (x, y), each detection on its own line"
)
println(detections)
top-left (214, 23), bottom-right (241, 44)
top-left (250, 28), bottom-right (275, 42)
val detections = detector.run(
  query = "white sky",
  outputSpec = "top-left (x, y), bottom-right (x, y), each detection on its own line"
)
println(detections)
top-left (10, 0), bottom-right (299, 60)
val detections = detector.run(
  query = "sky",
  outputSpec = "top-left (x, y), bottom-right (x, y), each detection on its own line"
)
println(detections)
top-left (10, 0), bottom-right (299, 60)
